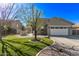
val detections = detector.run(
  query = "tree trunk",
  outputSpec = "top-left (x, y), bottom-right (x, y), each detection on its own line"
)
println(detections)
top-left (0, 33), bottom-right (2, 40)
top-left (35, 29), bottom-right (37, 40)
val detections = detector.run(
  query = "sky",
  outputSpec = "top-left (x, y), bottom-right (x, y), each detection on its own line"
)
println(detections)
top-left (0, 3), bottom-right (79, 25)
top-left (35, 3), bottom-right (79, 24)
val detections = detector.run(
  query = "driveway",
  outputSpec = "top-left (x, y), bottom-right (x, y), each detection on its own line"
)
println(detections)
top-left (37, 36), bottom-right (79, 56)
top-left (51, 36), bottom-right (79, 49)
top-left (50, 36), bottom-right (79, 56)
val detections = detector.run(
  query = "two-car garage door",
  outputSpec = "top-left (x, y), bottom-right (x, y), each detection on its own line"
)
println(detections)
top-left (50, 27), bottom-right (69, 35)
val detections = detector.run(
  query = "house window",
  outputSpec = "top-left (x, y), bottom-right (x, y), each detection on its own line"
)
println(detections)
top-left (51, 27), bottom-right (60, 29)
top-left (63, 27), bottom-right (67, 29)
top-left (55, 27), bottom-right (59, 29)
top-left (59, 27), bottom-right (63, 29)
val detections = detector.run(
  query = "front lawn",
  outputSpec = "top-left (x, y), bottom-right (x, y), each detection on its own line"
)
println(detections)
top-left (0, 35), bottom-right (54, 56)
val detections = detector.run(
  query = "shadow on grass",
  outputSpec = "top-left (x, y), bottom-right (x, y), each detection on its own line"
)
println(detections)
top-left (6, 40), bottom-right (43, 51)
top-left (37, 39), bottom-right (51, 46)
top-left (0, 40), bottom-right (13, 56)
top-left (5, 42), bottom-right (31, 56)
top-left (0, 37), bottom-right (51, 56)
top-left (0, 40), bottom-right (31, 56)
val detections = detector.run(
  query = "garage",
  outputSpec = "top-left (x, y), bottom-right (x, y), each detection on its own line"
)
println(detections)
top-left (72, 25), bottom-right (79, 35)
top-left (72, 30), bottom-right (79, 35)
top-left (50, 27), bottom-right (69, 35)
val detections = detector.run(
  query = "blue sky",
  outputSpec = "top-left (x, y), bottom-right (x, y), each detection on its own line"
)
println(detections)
top-left (0, 3), bottom-right (79, 25)
top-left (35, 3), bottom-right (79, 24)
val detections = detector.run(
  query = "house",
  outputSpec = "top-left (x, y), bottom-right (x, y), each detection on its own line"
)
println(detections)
top-left (0, 19), bottom-right (23, 34)
top-left (72, 24), bottom-right (79, 35)
top-left (48, 17), bottom-right (74, 35)
top-left (28, 17), bottom-right (79, 36)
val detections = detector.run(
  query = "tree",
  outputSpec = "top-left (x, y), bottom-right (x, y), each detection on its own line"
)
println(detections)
top-left (0, 3), bottom-right (33, 56)
top-left (0, 3), bottom-right (15, 37)
top-left (0, 3), bottom-right (15, 56)
top-left (12, 3), bottom-right (32, 25)
top-left (12, 4), bottom-right (42, 40)
top-left (29, 4), bottom-right (42, 40)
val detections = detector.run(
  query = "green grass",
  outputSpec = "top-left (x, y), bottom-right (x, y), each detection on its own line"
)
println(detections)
top-left (0, 35), bottom-right (54, 56)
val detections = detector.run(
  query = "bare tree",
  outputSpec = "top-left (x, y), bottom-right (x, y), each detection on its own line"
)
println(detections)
top-left (0, 3), bottom-right (15, 56)
top-left (0, 3), bottom-right (15, 20)
top-left (0, 3), bottom-right (34, 56)
top-left (14, 4), bottom-right (42, 40)
top-left (29, 4), bottom-right (42, 40)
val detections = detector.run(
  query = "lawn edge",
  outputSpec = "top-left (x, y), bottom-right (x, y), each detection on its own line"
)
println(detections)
top-left (36, 39), bottom-right (55, 56)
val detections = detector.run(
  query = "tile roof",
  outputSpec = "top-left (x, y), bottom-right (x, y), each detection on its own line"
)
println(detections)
top-left (36, 17), bottom-right (74, 25)
top-left (49, 17), bottom-right (74, 25)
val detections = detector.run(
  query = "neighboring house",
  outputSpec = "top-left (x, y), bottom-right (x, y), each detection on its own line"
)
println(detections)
top-left (0, 19), bottom-right (22, 34)
top-left (28, 17), bottom-right (79, 36)
top-left (72, 24), bottom-right (79, 35)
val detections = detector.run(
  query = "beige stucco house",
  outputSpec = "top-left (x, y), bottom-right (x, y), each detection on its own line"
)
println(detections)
top-left (29, 17), bottom-right (79, 36)
top-left (72, 24), bottom-right (79, 35)
top-left (48, 17), bottom-right (74, 35)
top-left (0, 19), bottom-right (22, 34)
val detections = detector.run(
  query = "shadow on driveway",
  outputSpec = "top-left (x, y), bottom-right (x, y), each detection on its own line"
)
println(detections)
top-left (64, 35), bottom-right (79, 40)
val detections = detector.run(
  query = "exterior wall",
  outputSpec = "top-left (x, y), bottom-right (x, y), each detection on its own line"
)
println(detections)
top-left (68, 27), bottom-right (72, 35)
top-left (11, 21), bottom-right (22, 34)
top-left (0, 20), bottom-right (22, 34)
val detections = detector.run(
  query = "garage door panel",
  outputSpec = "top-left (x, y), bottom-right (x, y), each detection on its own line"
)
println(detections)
top-left (50, 29), bottom-right (68, 35)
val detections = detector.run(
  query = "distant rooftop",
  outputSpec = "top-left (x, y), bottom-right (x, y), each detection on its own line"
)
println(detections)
top-left (72, 24), bottom-right (79, 27)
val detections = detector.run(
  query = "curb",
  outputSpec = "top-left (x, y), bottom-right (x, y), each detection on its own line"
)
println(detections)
top-left (36, 38), bottom-right (55, 56)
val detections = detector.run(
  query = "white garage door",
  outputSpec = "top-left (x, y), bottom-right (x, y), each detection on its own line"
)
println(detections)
top-left (50, 27), bottom-right (69, 35)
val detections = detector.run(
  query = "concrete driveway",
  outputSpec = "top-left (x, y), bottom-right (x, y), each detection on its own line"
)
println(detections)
top-left (37, 35), bottom-right (79, 56)
top-left (51, 35), bottom-right (79, 51)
